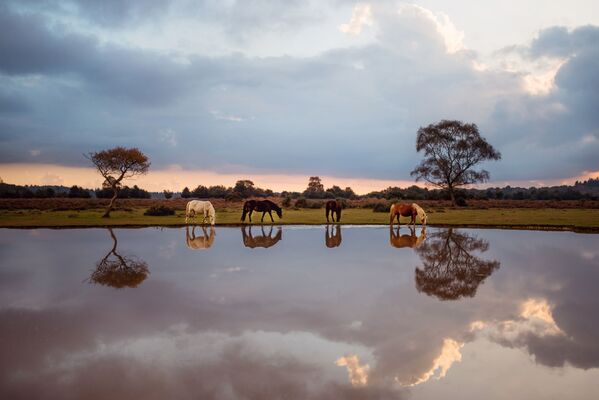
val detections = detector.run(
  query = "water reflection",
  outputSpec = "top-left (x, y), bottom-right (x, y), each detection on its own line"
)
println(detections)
top-left (414, 228), bottom-right (500, 300)
top-left (1, 227), bottom-right (598, 399)
top-left (88, 228), bottom-right (149, 289)
top-left (325, 224), bottom-right (342, 248)
top-left (241, 225), bottom-right (282, 248)
top-left (185, 225), bottom-right (215, 250)
top-left (389, 226), bottom-right (427, 249)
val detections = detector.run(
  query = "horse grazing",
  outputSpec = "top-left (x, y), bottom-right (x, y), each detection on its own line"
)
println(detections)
top-left (241, 199), bottom-right (282, 223)
top-left (185, 200), bottom-right (216, 225)
top-left (325, 200), bottom-right (342, 223)
top-left (389, 203), bottom-right (427, 227)
top-left (241, 225), bottom-right (282, 248)
top-left (325, 224), bottom-right (342, 248)
top-left (390, 226), bottom-right (426, 249)
top-left (186, 225), bottom-right (215, 250)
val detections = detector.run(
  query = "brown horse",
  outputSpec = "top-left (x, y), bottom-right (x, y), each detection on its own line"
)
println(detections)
top-left (389, 203), bottom-right (427, 227)
top-left (325, 224), bottom-right (342, 248)
top-left (390, 226), bottom-right (426, 249)
top-left (325, 200), bottom-right (342, 223)
top-left (241, 199), bottom-right (283, 223)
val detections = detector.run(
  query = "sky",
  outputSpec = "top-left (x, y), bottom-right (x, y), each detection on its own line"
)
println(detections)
top-left (0, 0), bottom-right (598, 193)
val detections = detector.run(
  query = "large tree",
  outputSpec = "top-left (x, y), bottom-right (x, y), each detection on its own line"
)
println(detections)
top-left (87, 147), bottom-right (150, 217)
top-left (410, 120), bottom-right (501, 206)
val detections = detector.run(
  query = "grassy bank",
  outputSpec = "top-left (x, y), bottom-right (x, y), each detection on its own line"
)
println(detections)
top-left (2, 207), bottom-right (599, 231)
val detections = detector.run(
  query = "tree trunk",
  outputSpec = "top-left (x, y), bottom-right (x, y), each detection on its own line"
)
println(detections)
top-left (102, 187), bottom-right (118, 218)
top-left (448, 187), bottom-right (457, 207)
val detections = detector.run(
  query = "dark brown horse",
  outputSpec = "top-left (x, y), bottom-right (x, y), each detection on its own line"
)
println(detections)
top-left (241, 225), bottom-right (282, 248)
top-left (325, 200), bottom-right (342, 223)
top-left (241, 199), bottom-right (283, 223)
top-left (325, 224), bottom-right (342, 248)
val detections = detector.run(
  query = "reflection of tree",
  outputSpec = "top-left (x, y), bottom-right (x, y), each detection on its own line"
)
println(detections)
top-left (325, 225), bottom-right (342, 248)
top-left (241, 226), bottom-right (282, 248)
top-left (89, 228), bottom-right (149, 288)
top-left (415, 228), bottom-right (499, 300)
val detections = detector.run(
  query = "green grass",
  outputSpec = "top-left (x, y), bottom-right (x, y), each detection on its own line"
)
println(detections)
top-left (1, 207), bottom-right (599, 231)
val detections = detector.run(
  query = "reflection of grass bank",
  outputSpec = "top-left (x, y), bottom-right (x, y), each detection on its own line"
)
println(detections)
top-left (1, 207), bottom-right (599, 231)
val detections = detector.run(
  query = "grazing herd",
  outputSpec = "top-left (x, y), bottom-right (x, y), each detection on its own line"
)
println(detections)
top-left (185, 199), bottom-right (427, 227)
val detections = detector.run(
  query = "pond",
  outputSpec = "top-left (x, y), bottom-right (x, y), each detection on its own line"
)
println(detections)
top-left (1, 226), bottom-right (598, 399)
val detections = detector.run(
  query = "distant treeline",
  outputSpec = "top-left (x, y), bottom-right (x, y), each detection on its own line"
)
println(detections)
top-left (0, 182), bottom-right (150, 199)
top-left (1, 177), bottom-right (598, 201)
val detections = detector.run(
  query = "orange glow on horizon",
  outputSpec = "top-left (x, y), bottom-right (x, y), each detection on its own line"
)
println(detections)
top-left (1, 164), bottom-right (596, 195)
top-left (0, 163), bottom-right (418, 195)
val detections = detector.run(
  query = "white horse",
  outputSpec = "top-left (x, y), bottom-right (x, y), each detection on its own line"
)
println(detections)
top-left (185, 200), bottom-right (216, 225)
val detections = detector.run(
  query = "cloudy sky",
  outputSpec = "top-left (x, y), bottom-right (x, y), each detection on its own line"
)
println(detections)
top-left (1, 0), bottom-right (598, 192)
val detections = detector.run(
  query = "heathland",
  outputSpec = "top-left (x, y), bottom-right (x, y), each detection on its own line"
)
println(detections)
top-left (1, 198), bottom-right (599, 232)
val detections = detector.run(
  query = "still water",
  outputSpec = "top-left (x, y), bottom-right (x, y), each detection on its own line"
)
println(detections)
top-left (0, 225), bottom-right (598, 399)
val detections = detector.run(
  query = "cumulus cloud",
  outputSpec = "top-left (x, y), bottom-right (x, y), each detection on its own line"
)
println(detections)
top-left (339, 4), bottom-right (373, 36)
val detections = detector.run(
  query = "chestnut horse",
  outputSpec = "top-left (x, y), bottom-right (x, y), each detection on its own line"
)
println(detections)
top-left (389, 203), bottom-right (427, 227)
top-left (241, 199), bottom-right (283, 223)
top-left (390, 226), bottom-right (426, 249)
top-left (325, 200), bottom-right (342, 223)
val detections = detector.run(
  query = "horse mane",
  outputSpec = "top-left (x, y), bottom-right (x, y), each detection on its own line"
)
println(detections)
top-left (411, 203), bottom-right (427, 224)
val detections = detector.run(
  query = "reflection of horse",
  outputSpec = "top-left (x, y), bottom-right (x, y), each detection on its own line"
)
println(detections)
top-left (325, 224), bottom-right (342, 248)
top-left (389, 203), bottom-right (427, 227)
top-left (186, 225), bottom-right (215, 250)
top-left (185, 200), bottom-right (216, 225)
top-left (390, 226), bottom-right (426, 249)
top-left (241, 225), bottom-right (282, 248)
top-left (241, 200), bottom-right (283, 223)
top-left (325, 200), bottom-right (342, 223)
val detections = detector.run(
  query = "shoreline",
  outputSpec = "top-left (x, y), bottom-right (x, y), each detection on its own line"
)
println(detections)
top-left (2, 222), bottom-right (598, 233)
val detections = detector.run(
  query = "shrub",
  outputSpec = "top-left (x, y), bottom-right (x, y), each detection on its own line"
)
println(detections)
top-left (282, 196), bottom-right (292, 207)
top-left (294, 197), bottom-right (308, 208)
top-left (308, 200), bottom-right (324, 209)
top-left (372, 203), bottom-right (390, 213)
top-left (456, 197), bottom-right (468, 207)
top-left (144, 205), bottom-right (175, 216)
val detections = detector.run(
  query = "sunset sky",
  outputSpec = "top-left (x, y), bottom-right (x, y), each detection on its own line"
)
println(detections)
top-left (1, 0), bottom-right (598, 193)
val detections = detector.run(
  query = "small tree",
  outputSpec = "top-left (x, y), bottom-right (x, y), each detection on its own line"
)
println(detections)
top-left (181, 187), bottom-right (191, 198)
top-left (87, 147), bottom-right (150, 217)
top-left (410, 120), bottom-right (501, 206)
top-left (304, 176), bottom-right (325, 198)
top-left (163, 190), bottom-right (173, 199)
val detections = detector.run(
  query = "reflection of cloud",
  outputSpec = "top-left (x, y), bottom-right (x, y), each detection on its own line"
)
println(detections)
top-left (401, 338), bottom-right (463, 387)
top-left (470, 298), bottom-right (564, 344)
top-left (336, 354), bottom-right (369, 387)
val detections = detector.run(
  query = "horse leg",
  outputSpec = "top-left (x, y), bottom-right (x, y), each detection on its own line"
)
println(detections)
top-left (261, 211), bottom-right (266, 223)
top-left (268, 210), bottom-right (274, 222)
top-left (249, 210), bottom-right (252, 223)
top-left (326, 208), bottom-right (330, 223)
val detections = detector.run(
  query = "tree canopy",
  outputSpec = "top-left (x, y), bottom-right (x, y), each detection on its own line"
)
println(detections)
top-left (87, 147), bottom-right (150, 217)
